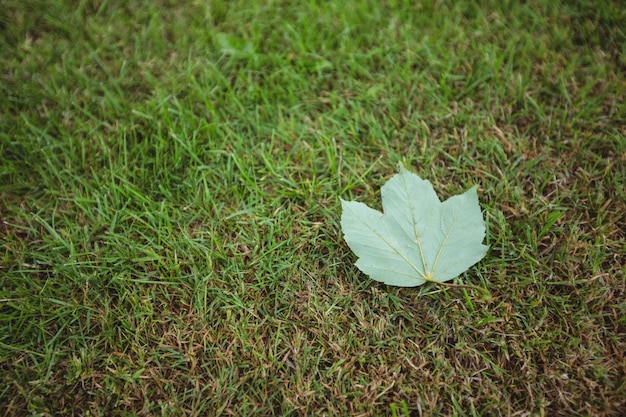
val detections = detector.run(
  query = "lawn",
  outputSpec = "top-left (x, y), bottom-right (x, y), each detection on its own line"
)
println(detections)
top-left (1, 0), bottom-right (625, 415)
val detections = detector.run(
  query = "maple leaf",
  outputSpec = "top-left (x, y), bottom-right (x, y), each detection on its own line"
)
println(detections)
top-left (340, 166), bottom-right (489, 287)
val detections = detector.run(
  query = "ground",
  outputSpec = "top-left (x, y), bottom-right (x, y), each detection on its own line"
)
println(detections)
top-left (1, 0), bottom-right (625, 416)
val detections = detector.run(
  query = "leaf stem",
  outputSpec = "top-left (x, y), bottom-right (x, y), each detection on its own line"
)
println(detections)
top-left (422, 277), bottom-right (491, 299)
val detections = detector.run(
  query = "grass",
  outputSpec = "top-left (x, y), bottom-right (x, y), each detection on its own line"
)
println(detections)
top-left (1, 0), bottom-right (625, 415)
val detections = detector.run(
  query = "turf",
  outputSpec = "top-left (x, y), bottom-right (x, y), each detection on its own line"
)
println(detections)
top-left (1, 0), bottom-right (625, 415)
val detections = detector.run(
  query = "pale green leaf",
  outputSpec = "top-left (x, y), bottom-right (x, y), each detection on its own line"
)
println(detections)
top-left (340, 166), bottom-right (488, 287)
top-left (215, 33), bottom-right (254, 56)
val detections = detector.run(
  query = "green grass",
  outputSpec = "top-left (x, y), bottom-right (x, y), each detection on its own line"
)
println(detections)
top-left (1, 0), bottom-right (625, 415)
